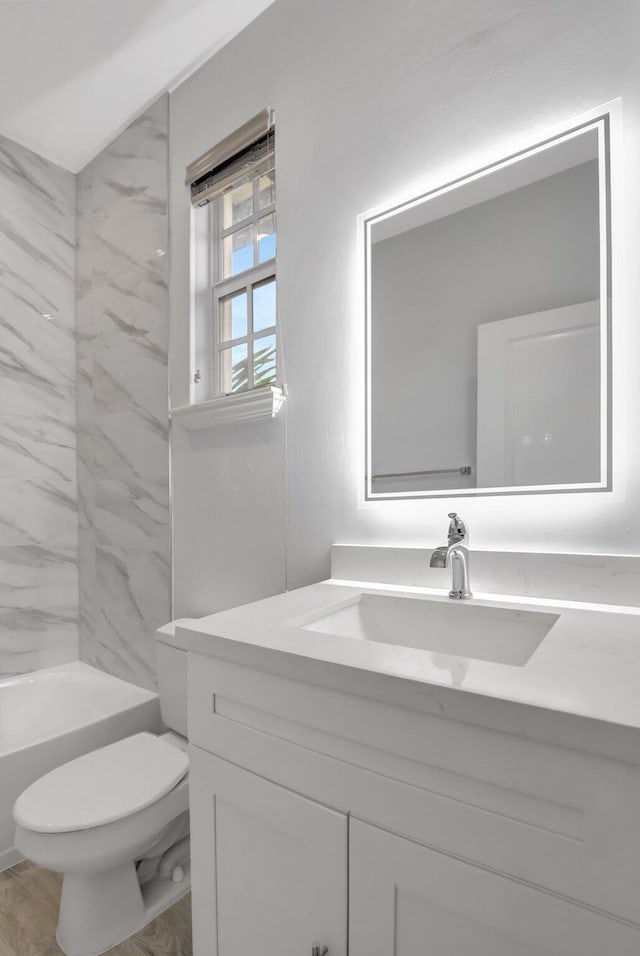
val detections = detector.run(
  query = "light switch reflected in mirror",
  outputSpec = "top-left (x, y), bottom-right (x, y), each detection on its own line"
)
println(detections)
top-left (364, 113), bottom-right (611, 499)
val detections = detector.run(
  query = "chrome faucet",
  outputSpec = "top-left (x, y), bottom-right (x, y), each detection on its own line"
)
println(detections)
top-left (430, 512), bottom-right (472, 599)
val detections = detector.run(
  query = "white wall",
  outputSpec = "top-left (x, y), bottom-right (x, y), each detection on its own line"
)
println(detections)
top-left (170, 0), bottom-right (640, 614)
top-left (371, 160), bottom-right (599, 494)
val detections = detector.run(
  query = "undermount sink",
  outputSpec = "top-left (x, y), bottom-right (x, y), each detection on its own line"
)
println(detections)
top-left (300, 593), bottom-right (559, 666)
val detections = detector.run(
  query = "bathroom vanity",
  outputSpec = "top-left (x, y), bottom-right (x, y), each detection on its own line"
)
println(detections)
top-left (179, 564), bottom-right (640, 955)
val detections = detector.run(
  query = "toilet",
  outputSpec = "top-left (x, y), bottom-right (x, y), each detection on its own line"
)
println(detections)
top-left (13, 620), bottom-right (193, 956)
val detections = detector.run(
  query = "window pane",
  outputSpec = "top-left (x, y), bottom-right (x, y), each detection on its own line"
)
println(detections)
top-left (253, 278), bottom-right (276, 333)
top-left (258, 170), bottom-right (276, 209)
top-left (223, 224), bottom-right (254, 276)
top-left (258, 213), bottom-right (276, 263)
top-left (219, 290), bottom-right (247, 341)
top-left (221, 343), bottom-right (249, 393)
top-left (222, 180), bottom-right (253, 228)
top-left (253, 333), bottom-right (276, 387)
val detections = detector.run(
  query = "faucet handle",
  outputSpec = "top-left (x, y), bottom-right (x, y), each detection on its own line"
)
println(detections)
top-left (447, 512), bottom-right (467, 540)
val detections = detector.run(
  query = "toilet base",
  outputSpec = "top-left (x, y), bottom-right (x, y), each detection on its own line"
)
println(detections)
top-left (56, 862), bottom-right (191, 956)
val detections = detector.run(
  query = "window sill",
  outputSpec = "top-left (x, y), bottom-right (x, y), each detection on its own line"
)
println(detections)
top-left (170, 384), bottom-right (287, 430)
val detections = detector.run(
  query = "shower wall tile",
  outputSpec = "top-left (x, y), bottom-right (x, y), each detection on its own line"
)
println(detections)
top-left (76, 96), bottom-right (170, 690)
top-left (0, 546), bottom-right (78, 677)
top-left (80, 543), bottom-right (170, 691)
top-left (95, 478), bottom-right (169, 548)
top-left (0, 135), bottom-right (78, 678)
top-left (0, 479), bottom-right (77, 547)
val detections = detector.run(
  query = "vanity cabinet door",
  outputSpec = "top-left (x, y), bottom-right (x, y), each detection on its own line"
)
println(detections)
top-left (349, 819), bottom-right (640, 956)
top-left (190, 745), bottom-right (347, 956)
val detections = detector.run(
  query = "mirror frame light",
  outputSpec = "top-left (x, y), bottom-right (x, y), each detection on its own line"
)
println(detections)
top-left (362, 109), bottom-right (614, 501)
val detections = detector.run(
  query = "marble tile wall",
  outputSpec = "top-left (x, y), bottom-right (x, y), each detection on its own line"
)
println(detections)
top-left (0, 136), bottom-right (78, 678)
top-left (76, 96), bottom-right (170, 690)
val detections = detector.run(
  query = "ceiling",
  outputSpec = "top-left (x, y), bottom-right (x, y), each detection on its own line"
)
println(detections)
top-left (0, 0), bottom-right (276, 172)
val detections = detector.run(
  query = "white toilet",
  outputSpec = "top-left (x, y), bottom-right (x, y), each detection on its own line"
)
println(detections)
top-left (13, 621), bottom-right (192, 956)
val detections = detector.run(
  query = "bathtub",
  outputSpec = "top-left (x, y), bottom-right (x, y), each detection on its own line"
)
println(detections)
top-left (0, 661), bottom-right (161, 871)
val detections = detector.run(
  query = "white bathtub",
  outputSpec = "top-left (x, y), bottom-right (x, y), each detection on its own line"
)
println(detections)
top-left (0, 661), bottom-right (161, 871)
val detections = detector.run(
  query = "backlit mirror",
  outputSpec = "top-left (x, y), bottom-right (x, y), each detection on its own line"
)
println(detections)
top-left (364, 114), bottom-right (611, 498)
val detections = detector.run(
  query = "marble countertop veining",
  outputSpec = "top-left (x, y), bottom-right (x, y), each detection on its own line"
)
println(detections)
top-left (177, 579), bottom-right (640, 766)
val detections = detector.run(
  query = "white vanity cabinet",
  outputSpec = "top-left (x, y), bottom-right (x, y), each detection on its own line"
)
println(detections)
top-left (187, 652), bottom-right (640, 956)
top-left (349, 819), bottom-right (638, 955)
top-left (189, 746), bottom-right (347, 956)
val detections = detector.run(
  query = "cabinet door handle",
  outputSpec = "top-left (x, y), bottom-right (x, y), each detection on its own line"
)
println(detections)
top-left (312, 946), bottom-right (328, 956)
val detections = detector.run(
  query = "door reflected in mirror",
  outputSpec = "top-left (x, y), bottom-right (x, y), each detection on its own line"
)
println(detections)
top-left (364, 113), bottom-right (611, 499)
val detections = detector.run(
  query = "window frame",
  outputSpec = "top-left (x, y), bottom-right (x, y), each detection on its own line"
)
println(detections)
top-left (189, 164), bottom-right (282, 404)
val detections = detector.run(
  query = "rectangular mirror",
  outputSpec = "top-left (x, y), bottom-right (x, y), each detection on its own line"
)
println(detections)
top-left (364, 114), bottom-right (611, 499)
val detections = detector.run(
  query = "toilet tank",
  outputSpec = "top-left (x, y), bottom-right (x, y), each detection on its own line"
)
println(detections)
top-left (156, 620), bottom-right (195, 738)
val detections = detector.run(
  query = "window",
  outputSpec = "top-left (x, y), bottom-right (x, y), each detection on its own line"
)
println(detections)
top-left (187, 111), bottom-right (278, 406)
top-left (214, 169), bottom-right (277, 394)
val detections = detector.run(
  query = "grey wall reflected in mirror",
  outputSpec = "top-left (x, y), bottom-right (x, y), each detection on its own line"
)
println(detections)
top-left (365, 118), bottom-right (610, 499)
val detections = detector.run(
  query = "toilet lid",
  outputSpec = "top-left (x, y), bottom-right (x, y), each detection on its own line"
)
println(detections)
top-left (13, 733), bottom-right (189, 833)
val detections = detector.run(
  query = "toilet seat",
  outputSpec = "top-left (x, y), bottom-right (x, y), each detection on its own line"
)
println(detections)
top-left (14, 733), bottom-right (189, 834)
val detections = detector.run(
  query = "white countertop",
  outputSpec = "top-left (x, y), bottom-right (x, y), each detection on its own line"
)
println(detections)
top-left (177, 579), bottom-right (640, 766)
